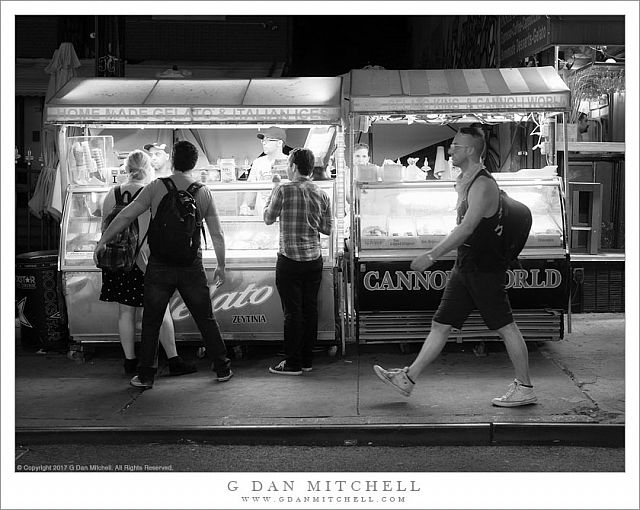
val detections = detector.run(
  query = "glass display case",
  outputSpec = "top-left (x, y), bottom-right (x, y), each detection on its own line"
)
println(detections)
top-left (60, 180), bottom-right (337, 271)
top-left (59, 179), bottom-right (341, 346)
top-left (60, 187), bottom-right (106, 269)
top-left (356, 177), bottom-right (566, 258)
top-left (203, 181), bottom-right (336, 267)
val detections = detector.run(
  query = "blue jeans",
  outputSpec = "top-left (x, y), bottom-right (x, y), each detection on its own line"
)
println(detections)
top-left (138, 256), bottom-right (230, 380)
top-left (275, 254), bottom-right (323, 370)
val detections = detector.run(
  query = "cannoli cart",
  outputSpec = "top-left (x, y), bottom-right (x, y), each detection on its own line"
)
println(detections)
top-left (343, 67), bottom-right (571, 344)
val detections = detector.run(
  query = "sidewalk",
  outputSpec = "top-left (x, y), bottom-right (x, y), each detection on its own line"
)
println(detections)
top-left (14, 313), bottom-right (625, 446)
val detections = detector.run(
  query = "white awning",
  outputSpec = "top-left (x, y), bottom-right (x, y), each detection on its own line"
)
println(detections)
top-left (44, 76), bottom-right (342, 125)
top-left (348, 67), bottom-right (571, 114)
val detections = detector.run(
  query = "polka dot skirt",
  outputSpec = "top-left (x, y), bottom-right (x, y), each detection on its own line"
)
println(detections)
top-left (99, 264), bottom-right (145, 307)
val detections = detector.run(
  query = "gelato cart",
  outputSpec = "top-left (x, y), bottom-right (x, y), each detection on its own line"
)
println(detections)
top-left (45, 77), bottom-right (348, 354)
top-left (344, 67), bottom-right (571, 344)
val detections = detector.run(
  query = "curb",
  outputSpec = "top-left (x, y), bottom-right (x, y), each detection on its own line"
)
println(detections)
top-left (16, 422), bottom-right (624, 447)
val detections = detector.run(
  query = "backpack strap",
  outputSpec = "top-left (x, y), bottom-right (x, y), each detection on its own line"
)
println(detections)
top-left (160, 177), bottom-right (178, 194)
top-left (186, 182), bottom-right (204, 196)
top-left (466, 168), bottom-right (493, 197)
top-left (115, 185), bottom-right (143, 205)
top-left (114, 185), bottom-right (124, 205)
top-left (186, 182), bottom-right (207, 250)
top-left (130, 186), bottom-right (143, 201)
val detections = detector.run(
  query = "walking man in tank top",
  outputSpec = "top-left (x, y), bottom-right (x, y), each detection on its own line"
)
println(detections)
top-left (373, 126), bottom-right (537, 407)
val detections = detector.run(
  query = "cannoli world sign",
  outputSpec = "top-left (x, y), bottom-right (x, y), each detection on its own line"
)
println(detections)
top-left (45, 106), bottom-right (341, 124)
top-left (351, 93), bottom-right (569, 112)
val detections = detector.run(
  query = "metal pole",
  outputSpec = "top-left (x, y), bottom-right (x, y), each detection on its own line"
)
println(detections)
top-left (563, 113), bottom-right (572, 334)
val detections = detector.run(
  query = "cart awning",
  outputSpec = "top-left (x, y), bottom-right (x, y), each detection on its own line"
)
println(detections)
top-left (348, 67), bottom-right (570, 114)
top-left (45, 77), bottom-right (342, 124)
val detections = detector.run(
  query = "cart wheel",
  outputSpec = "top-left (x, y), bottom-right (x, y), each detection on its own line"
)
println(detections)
top-left (232, 345), bottom-right (244, 360)
top-left (328, 345), bottom-right (338, 357)
top-left (196, 347), bottom-right (206, 359)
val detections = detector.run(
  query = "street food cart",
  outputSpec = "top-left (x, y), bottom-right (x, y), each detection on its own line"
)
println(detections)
top-left (344, 67), bottom-right (571, 344)
top-left (45, 77), bottom-right (348, 354)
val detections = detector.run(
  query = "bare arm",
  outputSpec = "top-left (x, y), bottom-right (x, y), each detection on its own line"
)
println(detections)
top-left (411, 177), bottom-right (497, 271)
top-left (203, 199), bottom-right (226, 284)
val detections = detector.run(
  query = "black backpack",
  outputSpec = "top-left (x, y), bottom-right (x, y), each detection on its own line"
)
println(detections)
top-left (148, 178), bottom-right (206, 266)
top-left (497, 188), bottom-right (533, 262)
top-left (96, 186), bottom-right (144, 272)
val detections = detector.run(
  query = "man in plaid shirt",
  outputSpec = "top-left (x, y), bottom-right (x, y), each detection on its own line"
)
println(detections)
top-left (264, 148), bottom-right (333, 375)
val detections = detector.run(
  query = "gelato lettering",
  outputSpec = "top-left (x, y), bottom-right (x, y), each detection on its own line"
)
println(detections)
top-left (364, 269), bottom-right (562, 291)
top-left (170, 282), bottom-right (274, 321)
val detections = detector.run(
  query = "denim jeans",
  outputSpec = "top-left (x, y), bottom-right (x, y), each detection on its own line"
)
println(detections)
top-left (138, 256), bottom-right (230, 380)
top-left (275, 253), bottom-right (323, 370)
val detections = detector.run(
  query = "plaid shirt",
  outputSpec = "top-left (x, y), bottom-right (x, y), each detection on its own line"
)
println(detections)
top-left (263, 178), bottom-right (332, 261)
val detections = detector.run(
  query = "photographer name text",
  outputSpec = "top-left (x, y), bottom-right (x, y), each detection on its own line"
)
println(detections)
top-left (227, 479), bottom-right (420, 492)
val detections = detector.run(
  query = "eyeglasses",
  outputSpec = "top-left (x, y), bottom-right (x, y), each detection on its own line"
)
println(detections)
top-left (261, 138), bottom-right (280, 143)
top-left (449, 143), bottom-right (470, 149)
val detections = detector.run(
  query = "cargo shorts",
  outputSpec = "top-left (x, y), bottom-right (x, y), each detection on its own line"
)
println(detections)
top-left (433, 266), bottom-right (513, 331)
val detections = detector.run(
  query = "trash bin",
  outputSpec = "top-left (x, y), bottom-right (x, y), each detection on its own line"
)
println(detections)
top-left (15, 250), bottom-right (69, 350)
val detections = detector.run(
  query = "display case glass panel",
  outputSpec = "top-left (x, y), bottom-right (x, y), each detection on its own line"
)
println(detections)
top-left (204, 181), bottom-right (336, 264)
top-left (61, 180), bottom-right (337, 270)
top-left (357, 178), bottom-right (565, 252)
top-left (61, 188), bottom-right (107, 268)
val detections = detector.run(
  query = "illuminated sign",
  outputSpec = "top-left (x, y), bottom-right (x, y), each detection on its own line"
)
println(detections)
top-left (45, 106), bottom-right (341, 123)
top-left (351, 94), bottom-right (569, 112)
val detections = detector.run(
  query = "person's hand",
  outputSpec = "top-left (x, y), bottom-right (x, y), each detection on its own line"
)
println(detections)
top-left (213, 265), bottom-right (226, 286)
top-left (93, 241), bottom-right (106, 266)
top-left (410, 253), bottom-right (435, 272)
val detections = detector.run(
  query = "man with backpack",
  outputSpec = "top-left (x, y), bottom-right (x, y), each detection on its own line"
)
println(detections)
top-left (373, 127), bottom-right (537, 407)
top-left (94, 140), bottom-right (231, 389)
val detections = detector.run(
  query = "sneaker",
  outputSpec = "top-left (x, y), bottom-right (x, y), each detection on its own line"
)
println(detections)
top-left (123, 358), bottom-right (138, 376)
top-left (217, 370), bottom-right (234, 382)
top-left (269, 360), bottom-right (302, 376)
top-left (167, 356), bottom-right (198, 377)
top-left (373, 365), bottom-right (415, 397)
top-left (491, 379), bottom-right (537, 407)
top-left (129, 375), bottom-right (154, 389)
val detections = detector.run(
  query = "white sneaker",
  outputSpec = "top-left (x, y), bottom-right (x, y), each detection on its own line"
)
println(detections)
top-left (373, 365), bottom-right (415, 397)
top-left (492, 379), bottom-right (537, 407)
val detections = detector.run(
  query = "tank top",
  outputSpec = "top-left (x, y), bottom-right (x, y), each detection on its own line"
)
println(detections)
top-left (456, 168), bottom-right (507, 272)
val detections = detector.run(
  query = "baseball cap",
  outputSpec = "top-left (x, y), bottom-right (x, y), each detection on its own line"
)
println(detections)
top-left (257, 126), bottom-right (286, 143)
top-left (143, 142), bottom-right (167, 152)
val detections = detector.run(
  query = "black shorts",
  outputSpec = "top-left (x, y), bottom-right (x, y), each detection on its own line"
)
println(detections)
top-left (433, 267), bottom-right (513, 331)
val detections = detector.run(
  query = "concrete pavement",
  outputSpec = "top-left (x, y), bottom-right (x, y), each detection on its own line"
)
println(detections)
top-left (14, 313), bottom-right (625, 446)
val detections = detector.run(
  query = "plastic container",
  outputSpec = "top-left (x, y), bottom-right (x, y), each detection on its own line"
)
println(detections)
top-left (434, 146), bottom-right (447, 179)
top-left (382, 163), bottom-right (404, 182)
top-left (15, 251), bottom-right (68, 350)
top-left (219, 159), bottom-right (236, 182)
top-left (355, 164), bottom-right (378, 182)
